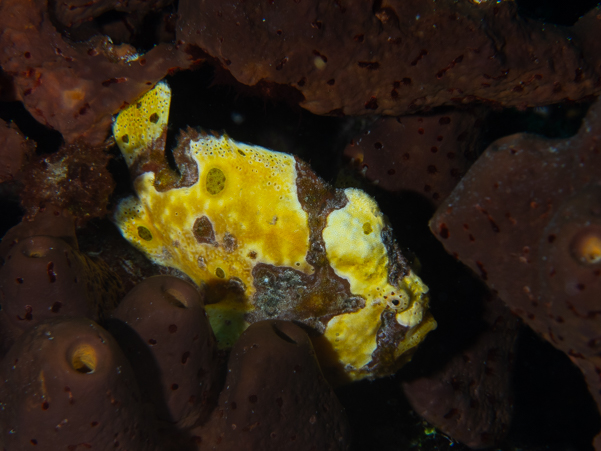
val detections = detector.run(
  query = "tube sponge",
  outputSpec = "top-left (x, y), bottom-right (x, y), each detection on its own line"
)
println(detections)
top-left (0, 234), bottom-right (122, 357)
top-left (193, 320), bottom-right (350, 450)
top-left (0, 318), bottom-right (157, 450)
top-left (107, 275), bottom-right (220, 428)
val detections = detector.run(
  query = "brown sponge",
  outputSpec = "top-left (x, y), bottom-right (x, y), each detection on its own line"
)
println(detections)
top-left (195, 320), bottom-right (351, 450)
top-left (0, 317), bottom-right (157, 450)
top-left (107, 275), bottom-right (221, 429)
top-left (0, 234), bottom-right (122, 356)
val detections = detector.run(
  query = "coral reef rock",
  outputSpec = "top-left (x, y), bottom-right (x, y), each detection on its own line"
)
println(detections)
top-left (430, 98), bottom-right (601, 448)
top-left (17, 140), bottom-right (116, 222)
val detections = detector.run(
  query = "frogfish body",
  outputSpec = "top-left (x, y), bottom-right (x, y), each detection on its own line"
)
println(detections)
top-left (112, 82), bottom-right (436, 383)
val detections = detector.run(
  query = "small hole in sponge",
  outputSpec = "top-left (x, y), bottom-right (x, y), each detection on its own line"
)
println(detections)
top-left (22, 243), bottom-right (47, 258)
top-left (570, 227), bottom-right (601, 265)
top-left (271, 323), bottom-right (297, 344)
top-left (70, 344), bottom-right (98, 374)
top-left (363, 222), bottom-right (373, 235)
top-left (162, 288), bottom-right (188, 308)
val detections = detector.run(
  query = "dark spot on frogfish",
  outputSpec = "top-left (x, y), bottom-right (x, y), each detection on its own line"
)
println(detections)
top-left (193, 216), bottom-right (217, 245)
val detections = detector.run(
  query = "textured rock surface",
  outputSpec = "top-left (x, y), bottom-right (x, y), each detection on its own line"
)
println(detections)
top-left (17, 140), bottom-right (116, 222)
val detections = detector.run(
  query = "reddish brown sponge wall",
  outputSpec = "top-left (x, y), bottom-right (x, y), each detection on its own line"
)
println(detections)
top-left (0, 317), bottom-right (160, 450)
top-left (400, 293), bottom-right (519, 449)
top-left (430, 99), bottom-right (601, 449)
top-left (1, 0), bottom-right (600, 148)
top-left (343, 110), bottom-right (485, 207)
top-left (0, 0), bottom-right (190, 146)
top-left (0, 0), bottom-right (601, 450)
top-left (0, 119), bottom-right (33, 187)
top-left (177, 0), bottom-right (601, 116)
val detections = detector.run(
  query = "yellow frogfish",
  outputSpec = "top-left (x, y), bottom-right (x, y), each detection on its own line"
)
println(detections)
top-left (112, 81), bottom-right (436, 383)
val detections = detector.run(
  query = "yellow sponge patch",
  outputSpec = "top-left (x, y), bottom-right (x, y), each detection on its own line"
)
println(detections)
top-left (112, 81), bottom-right (171, 166)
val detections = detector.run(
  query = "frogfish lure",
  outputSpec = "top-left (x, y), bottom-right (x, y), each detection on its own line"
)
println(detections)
top-left (112, 81), bottom-right (436, 383)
